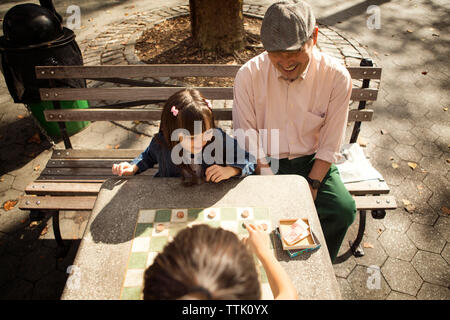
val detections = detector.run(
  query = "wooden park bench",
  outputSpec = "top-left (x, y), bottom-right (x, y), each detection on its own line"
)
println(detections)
top-left (18, 61), bottom-right (396, 259)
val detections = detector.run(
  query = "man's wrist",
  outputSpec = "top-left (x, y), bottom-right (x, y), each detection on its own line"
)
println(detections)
top-left (306, 176), bottom-right (321, 189)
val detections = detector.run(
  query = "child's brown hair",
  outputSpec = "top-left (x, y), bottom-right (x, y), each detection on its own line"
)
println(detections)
top-left (143, 224), bottom-right (261, 300)
top-left (159, 88), bottom-right (215, 149)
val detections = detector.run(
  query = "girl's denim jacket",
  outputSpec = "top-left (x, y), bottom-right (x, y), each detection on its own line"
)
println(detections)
top-left (130, 128), bottom-right (256, 178)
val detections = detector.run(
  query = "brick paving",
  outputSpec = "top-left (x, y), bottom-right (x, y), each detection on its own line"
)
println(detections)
top-left (0, 0), bottom-right (448, 300)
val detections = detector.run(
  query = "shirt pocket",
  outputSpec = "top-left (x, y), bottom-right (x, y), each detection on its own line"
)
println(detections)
top-left (302, 111), bottom-right (325, 135)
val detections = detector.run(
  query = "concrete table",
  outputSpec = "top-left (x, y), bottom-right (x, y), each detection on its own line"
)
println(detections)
top-left (62, 175), bottom-right (341, 300)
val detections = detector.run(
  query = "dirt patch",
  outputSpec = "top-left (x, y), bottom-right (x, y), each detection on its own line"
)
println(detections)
top-left (135, 15), bottom-right (265, 87)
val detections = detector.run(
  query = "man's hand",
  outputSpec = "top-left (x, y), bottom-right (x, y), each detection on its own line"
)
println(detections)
top-left (205, 165), bottom-right (240, 183)
top-left (112, 162), bottom-right (138, 176)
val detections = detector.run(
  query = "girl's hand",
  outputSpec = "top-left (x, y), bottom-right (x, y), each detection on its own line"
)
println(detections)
top-left (205, 165), bottom-right (241, 183)
top-left (112, 162), bottom-right (137, 176)
top-left (242, 222), bottom-right (272, 260)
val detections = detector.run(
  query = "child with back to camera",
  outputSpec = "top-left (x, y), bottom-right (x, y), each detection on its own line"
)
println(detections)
top-left (143, 223), bottom-right (299, 300)
top-left (111, 88), bottom-right (256, 183)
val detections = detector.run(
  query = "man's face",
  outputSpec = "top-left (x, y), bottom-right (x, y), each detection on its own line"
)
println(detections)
top-left (267, 27), bottom-right (318, 81)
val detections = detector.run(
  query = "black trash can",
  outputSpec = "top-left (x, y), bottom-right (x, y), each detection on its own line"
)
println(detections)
top-left (0, 3), bottom-right (90, 138)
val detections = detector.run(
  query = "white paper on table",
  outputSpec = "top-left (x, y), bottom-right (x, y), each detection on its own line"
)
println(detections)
top-left (335, 143), bottom-right (384, 183)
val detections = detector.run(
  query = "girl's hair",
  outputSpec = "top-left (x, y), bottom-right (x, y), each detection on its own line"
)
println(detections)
top-left (143, 224), bottom-right (261, 300)
top-left (159, 88), bottom-right (215, 149)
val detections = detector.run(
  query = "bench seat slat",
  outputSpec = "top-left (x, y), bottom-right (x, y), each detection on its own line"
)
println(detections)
top-left (25, 182), bottom-right (102, 196)
top-left (39, 87), bottom-right (377, 102)
top-left (46, 159), bottom-right (133, 168)
top-left (345, 180), bottom-right (390, 195)
top-left (19, 195), bottom-right (97, 210)
top-left (51, 149), bottom-right (143, 159)
top-left (353, 195), bottom-right (396, 210)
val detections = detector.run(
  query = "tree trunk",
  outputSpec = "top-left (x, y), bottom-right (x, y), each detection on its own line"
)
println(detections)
top-left (189, 0), bottom-right (244, 54)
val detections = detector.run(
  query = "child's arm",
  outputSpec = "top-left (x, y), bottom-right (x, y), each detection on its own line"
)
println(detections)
top-left (243, 222), bottom-right (299, 300)
top-left (131, 135), bottom-right (161, 173)
top-left (221, 129), bottom-right (257, 177)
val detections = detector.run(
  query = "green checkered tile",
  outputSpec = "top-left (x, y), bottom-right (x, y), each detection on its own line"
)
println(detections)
top-left (220, 207), bottom-right (237, 220)
top-left (155, 209), bottom-right (171, 222)
top-left (169, 224), bottom-right (187, 237)
top-left (238, 220), bottom-right (254, 235)
top-left (205, 221), bottom-right (221, 228)
top-left (188, 208), bottom-right (204, 221)
top-left (149, 236), bottom-right (168, 251)
top-left (121, 286), bottom-right (142, 300)
top-left (253, 207), bottom-right (269, 219)
top-left (128, 252), bottom-right (148, 269)
top-left (135, 223), bottom-right (153, 238)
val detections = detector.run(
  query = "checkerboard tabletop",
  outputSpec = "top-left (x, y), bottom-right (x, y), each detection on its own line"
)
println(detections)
top-left (120, 207), bottom-right (275, 300)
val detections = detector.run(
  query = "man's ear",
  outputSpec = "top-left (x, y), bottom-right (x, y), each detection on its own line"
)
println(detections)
top-left (312, 26), bottom-right (319, 45)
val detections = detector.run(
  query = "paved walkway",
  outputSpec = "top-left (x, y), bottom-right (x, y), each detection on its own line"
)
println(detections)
top-left (0, 0), bottom-right (448, 299)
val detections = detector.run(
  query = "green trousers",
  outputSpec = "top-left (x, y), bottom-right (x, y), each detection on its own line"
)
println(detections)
top-left (273, 154), bottom-right (356, 263)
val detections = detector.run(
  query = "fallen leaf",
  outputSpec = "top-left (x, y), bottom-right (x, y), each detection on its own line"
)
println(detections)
top-left (114, 144), bottom-right (120, 149)
top-left (358, 137), bottom-right (367, 147)
top-left (402, 199), bottom-right (411, 206)
top-left (363, 242), bottom-right (374, 248)
top-left (133, 120), bottom-right (140, 124)
top-left (432, 33), bottom-right (440, 37)
top-left (29, 221), bottom-right (39, 228)
top-left (40, 226), bottom-right (49, 236)
top-left (33, 164), bottom-right (41, 171)
top-left (392, 162), bottom-right (399, 169)
top-left (405, 204), bottom-right (416, 213)
top-left (408, 162), bottom-right (417, 170)
top-left (3, 200), bottom-right (18, 211)
top-left (377, 228), bottom-right (383, 235)
top-left (441, 207), bottom-right (450, 215)
top-left (443, 107), bottom-right (448, 111)
top-left (406, 29), bottom-right (413, 33)
top-left (447, 159), bottom-right (450, 163)
top-left (28, 133), bottom-right (41, 144)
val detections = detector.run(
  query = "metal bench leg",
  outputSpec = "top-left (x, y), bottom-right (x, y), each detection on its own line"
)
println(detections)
top-left (51, 210), bottom-right (70, 257)
top-left (349, 210), bottom-right (366, 257)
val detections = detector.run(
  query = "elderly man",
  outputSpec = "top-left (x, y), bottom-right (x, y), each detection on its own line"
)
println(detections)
top-left (232, 0), bottom-right (356, 262)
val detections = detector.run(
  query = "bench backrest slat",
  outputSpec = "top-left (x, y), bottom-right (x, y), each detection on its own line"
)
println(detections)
top-left (36, 65), bottom-right (382, 80)
top-left (43, 108), bottom-right (373, 122)
top-left (40, 87), bottom-right (377, 102)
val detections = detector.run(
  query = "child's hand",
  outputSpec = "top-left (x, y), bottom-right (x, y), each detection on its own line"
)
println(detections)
top-left (205, 165), bottom-right (241, 183)
top-left (242, 222), bottom-right (272, 260)
top-left (112, 162), bottom-right (137, 176)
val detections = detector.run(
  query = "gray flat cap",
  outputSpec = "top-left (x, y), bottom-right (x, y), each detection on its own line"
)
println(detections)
top-left (261, 0), bottom-right (316, 52)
